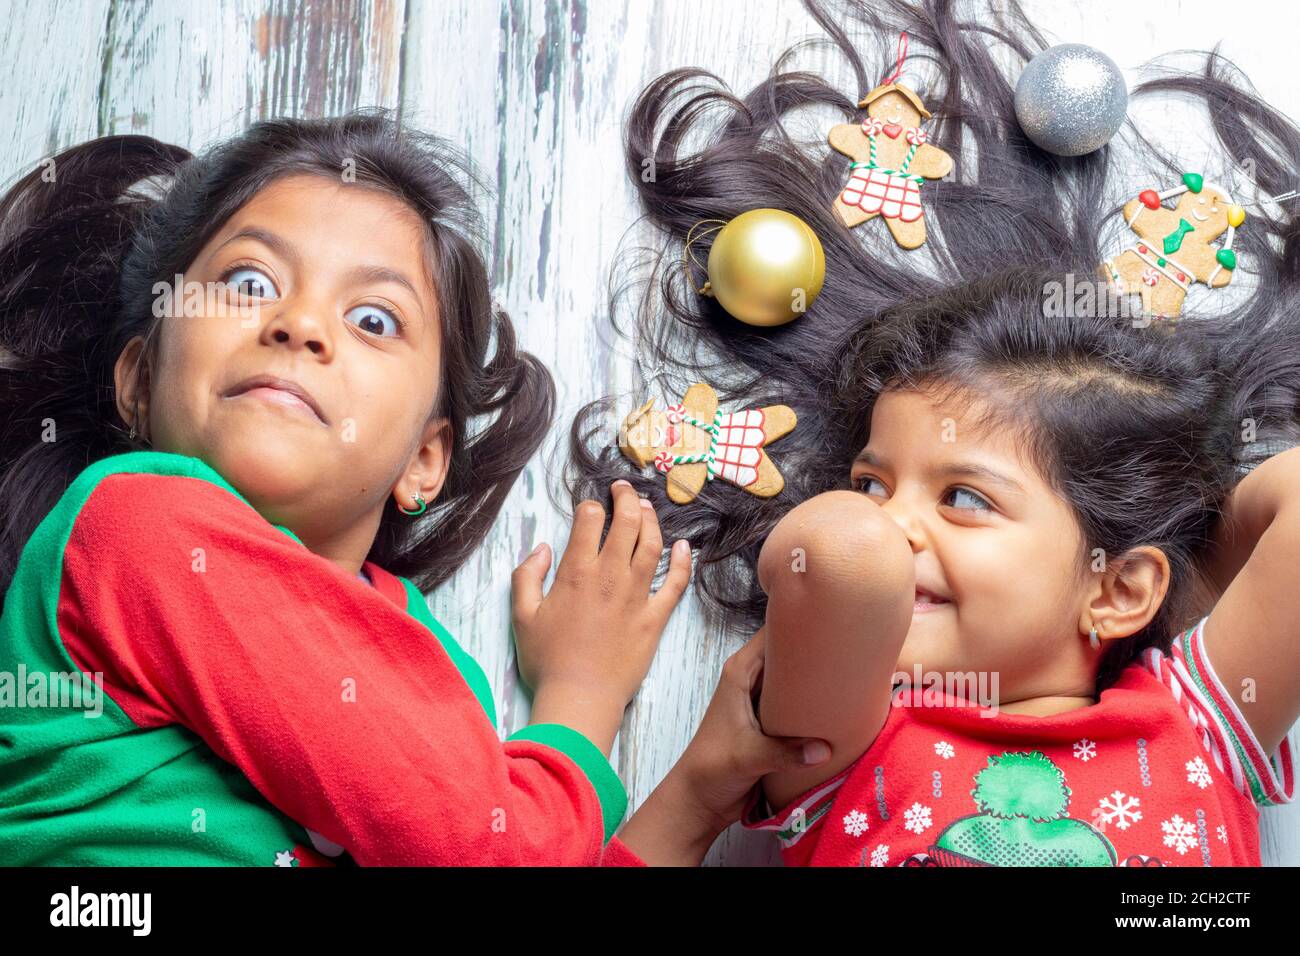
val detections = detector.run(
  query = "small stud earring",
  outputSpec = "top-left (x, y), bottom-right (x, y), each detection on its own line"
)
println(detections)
top-left (1089, 625), bottom-right (1100, 650)
top-left (398, 492), bottom-right (427, 516)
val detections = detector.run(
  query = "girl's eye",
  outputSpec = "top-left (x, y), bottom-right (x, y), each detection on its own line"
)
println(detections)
top-left (945, 486), bottom-right (991, 511)
top-left (345, 304), bottom-right (402, 338)
top-left (222, 265), bottom-right (278, 300)
top-left (854, 475), bottom-right (887, 496)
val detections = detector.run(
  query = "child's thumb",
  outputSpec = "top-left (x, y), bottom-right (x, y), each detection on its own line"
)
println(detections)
top-left (510, 542), bottom-right (551, 620)
top-left (769, 738), bottom-right (831, 774)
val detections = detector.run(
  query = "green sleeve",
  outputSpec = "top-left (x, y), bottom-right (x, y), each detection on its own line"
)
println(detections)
top-left (506, 723), bottom-right (628, 844)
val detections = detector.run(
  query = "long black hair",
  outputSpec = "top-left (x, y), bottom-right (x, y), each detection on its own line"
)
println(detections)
top-left (0, 109), bottom-right (554, 595)
top-left (568, 0), bottom-right (1300, 692)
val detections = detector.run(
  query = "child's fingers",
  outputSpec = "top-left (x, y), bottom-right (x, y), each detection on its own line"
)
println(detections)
top-left (600, 479), bottom-right (643, 565)
top-left (728, 626), bottom-right (767, 675)
top-left (718, 627), bottom-right (767, 712)
top-left (510, 542), bottom-right (552, 622)
top-left (630, 495), bottom-right (663, 583)
top-left (564, 498), bottom-right (607, 563)
top-left (649, 538), bottom-right (693, 619)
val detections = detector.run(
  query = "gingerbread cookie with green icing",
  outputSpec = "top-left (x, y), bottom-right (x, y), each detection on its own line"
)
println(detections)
top-left (618, 383), bottom-right (796, 504)
top-left (1101, 172), bottom-right (1245, 320)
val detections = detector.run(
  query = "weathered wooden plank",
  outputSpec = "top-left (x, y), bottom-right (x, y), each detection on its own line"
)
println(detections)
top-left (96, 0), bottom-right (405, 147)
top-left (0, 0), bottom-right (111, 182)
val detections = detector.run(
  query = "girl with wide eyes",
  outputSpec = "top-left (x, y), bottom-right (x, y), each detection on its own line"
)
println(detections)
top-left (0, 112), bottom-right (710, 866)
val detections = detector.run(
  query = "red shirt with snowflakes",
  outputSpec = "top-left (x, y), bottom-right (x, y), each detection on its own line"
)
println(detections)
top-left (741, 617), bottom-right (1295, 867)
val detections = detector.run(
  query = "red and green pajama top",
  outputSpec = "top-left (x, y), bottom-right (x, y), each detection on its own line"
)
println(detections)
top-left (740, 617), bottom-right (1295, 866)
top-left (0, 450), bottom-right (631, 865)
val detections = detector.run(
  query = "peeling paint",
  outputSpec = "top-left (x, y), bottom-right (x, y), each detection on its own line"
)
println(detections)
top-left (537, 199), bottom-right (552, 300)
top-left (569, 0), bottom-right (585, 110)
top-left (517, 513), bottom-right (537, 563)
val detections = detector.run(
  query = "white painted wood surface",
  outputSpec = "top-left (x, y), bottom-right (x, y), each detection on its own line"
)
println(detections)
top-left (1, 0), bottom-right (1295, 865)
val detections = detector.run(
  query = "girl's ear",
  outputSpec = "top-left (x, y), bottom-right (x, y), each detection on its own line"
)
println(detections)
top-left (394, 416), bottom-right (454, 511)
top-left (113, 335), bottom-right (151, 438)
top-left (1081, 545), bottom-right (1171, 643)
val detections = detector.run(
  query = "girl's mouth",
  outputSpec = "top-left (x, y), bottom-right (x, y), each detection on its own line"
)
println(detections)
top-left (222, 374), bottom-right (328, 426)
top-left (233, 385), bottom-right (323, 423)
top-left (914, 588), bottom-right (950, 614)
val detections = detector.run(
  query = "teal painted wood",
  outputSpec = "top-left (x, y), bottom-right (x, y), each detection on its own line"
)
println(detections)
top-left (0, 0), bottom-right (1295, 867)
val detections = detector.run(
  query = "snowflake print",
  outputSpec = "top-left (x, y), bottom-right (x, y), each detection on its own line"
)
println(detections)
top-left (903, 802), bottom-right (933, 835)
top-left (274, 849), bottom-right (297, 867)
top-left (934, 740), bottom-right (955, 760)
top-left (1096, 791), bottom-right (1143, 831)
top-left (1161, 814), bottom-right (1197, 855)
top-left (1073, 739), bottom-right (1096, 762)
top-left (870, 845), bottom-right (890, 867)
top-left (1217, 825), bottom-right (1228, 844)
top-left (843, 809), bottom-right (869, 838)
top-left (1185, 756), bottom-right (1213, 789)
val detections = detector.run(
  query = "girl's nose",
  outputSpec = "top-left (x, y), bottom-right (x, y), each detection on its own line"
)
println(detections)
top-left (262, 308), bottom-right (332, 358)
top-left (878, 497), bottom-right (924, 551)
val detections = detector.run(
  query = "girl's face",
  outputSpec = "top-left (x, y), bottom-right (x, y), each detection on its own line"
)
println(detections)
top-left (849, 386), bottom-right (1100, 702)
top-left (115, 173), bottom-right (450, 570)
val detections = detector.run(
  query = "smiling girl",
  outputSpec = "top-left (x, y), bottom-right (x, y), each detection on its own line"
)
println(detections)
top-left (741, 274), bottom-right (1297, 865)
top-left (573, 0), bottom-right (1300, 866)
top-left (0, 111), bottom-right (696, 865)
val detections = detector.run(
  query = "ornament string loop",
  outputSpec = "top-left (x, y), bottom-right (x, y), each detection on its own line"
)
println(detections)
top-left (683, 219), bottom-right (728, 296)
top-left (881, 31), bottom-right (908, 86)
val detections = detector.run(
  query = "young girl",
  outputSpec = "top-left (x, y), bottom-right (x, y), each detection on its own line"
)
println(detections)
top-left (743, 270), bottom-right (1297, 866)
top-left (574, 0), bottom-right (1300, 865)
top-left (0, 110), bottom-right (710, 865)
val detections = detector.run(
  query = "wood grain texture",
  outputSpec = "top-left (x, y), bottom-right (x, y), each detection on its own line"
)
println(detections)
top-left (0, 0), bottom-right (1295, 866)
top-left (0, 0), bottom-right (109, 168)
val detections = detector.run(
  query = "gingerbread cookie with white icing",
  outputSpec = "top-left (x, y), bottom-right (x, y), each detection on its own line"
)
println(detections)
top-left (829, 82), bottom-right (952, 249)
top-left (618, 383), bottom-right (796, 504)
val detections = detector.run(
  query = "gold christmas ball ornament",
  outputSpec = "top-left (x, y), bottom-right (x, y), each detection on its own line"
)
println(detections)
top-left (686, 209), bottom-right (825, 326)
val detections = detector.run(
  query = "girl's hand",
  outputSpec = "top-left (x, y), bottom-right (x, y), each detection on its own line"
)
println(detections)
top-left (512, 479), bottom-right (692, 753)
top-left (614, 629), bottom-right (832, 865)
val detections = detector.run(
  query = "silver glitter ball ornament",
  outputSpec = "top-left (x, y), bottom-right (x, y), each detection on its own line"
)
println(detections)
top-left (1014, 43), bottom-right (1127, 156)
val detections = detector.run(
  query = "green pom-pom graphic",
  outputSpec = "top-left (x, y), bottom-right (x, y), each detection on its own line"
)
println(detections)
top-left (933, 750), bottom-right (1118, 866)
top-left (970, 751), bottom-right (1069, 821)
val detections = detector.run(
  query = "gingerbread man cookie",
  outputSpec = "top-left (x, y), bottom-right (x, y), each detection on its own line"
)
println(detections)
top-left (618, 383), bottom-right (796, 504)
top-left (829, 82), bottom-right (953, 249)
top-left (1101, 172), bottom-right (1245, 319)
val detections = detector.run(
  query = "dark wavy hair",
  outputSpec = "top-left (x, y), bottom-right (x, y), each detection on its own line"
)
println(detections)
top-left (567, 0), bottom-right (1300, 693)
top-left (0, 109), bottom-right (554, 595)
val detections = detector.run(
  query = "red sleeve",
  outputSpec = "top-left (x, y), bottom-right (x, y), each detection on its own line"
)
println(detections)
top-left (599, 835), bottom-right (648, 867)
top-left (56, 465), bottom-right (626, 865)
